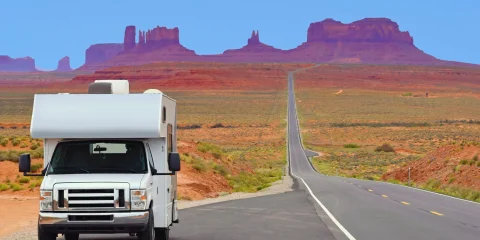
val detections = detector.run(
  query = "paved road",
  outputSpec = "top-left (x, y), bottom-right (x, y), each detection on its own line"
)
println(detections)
top-left (287, 72), bottom-right (480, 240)
top-left (78, 191), bottom-right (338, 240)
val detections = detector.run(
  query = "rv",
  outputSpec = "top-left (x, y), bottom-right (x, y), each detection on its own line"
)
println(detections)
top-left (19, 80), bottom-right (180, 240)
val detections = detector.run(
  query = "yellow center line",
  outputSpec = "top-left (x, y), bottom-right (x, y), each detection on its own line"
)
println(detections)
top-left (368, 189), bottom-right (373, 192)
top-left (430, 211), bottom-right (443, 216)
top-left (401, 201), bottom-right (410, 205)
top-left (382, 195), bottom-right (388, 198)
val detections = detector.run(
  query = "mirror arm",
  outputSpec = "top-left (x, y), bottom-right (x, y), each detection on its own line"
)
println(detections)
top-left (23, 172), bottom-right (45, 177)
top-left (152, 172), bottom-right (176, 176)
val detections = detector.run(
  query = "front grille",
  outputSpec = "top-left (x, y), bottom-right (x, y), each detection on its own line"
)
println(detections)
top-left (54, 188), bottom-right (128, 211)
top-left (68, 189), bottom-right (115, 209)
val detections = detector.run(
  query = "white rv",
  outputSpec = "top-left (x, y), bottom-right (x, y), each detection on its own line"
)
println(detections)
top-left (19, 80), bottom-right (180, 240)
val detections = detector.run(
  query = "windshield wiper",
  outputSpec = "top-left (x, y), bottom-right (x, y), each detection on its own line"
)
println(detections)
top-left (51, 167), bottom-right (90, 174)
top-left (84, 168), bottom-right (142, 173)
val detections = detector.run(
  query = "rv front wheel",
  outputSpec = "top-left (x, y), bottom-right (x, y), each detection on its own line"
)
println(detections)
top-left (64, 233), bottom-right (79, 240)
top-left (155, 228), bottom-right (170, 240)
top-left (37, 226), bottom-right (56, 240)
top-left (138, 208), bottom-right (155, 240)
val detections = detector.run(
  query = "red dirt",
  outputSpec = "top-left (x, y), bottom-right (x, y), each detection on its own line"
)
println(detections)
top-left (382, 145), bottom-right (480, 190)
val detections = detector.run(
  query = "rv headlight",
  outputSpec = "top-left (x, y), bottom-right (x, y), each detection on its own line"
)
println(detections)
top-left (40, 190), bottom-right (53, 211)
top-left (130, 189), bottom-right (147, 210)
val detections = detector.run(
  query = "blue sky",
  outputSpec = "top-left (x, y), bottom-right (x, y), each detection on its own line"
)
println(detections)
top-left (1, 0), bottom-right (478, 70)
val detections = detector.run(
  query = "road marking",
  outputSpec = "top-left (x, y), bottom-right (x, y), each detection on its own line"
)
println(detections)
top-left (382, 195), bottom-right (388, 198)
top-left (368, 189), bottom-right (373, 192)
top-left (291, 173), bottom-right (357, 240)
top-left (430, 211), bottom-right (443, 216)
top-left (401, 201), bottom-right (410, 205)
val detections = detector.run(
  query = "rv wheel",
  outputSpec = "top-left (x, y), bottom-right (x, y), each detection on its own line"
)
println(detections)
top-left (138, 208), bottom-right (155, 240)
top-left (37, 226), bottom-right (56, 240)
top-left (155, 228), bottom-right (170, 240)
top-left (64, 233), bottom-right (79, 240)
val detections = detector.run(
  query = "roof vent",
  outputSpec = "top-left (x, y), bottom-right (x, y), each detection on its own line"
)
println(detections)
top-left (144, 89), bottom-right (163, 94)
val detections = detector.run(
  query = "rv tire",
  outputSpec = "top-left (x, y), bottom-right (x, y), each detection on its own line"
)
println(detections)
top-left (65, 233), bottom-right (79, 240)
top-left (138, 208), bottom-right (155, 240)
top-left (155, 228), bottom-right (170, 240)
top-left (37, 226), bottom-right (56, 240)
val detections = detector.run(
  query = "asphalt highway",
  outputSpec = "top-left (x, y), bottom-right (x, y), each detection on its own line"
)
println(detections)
top-left (287, 72), bottom-right (480, 240)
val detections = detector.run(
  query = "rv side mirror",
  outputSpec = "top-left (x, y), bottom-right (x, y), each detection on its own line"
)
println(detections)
top-left (19, 153), bottom-right (31, 173)
top-left (168, 152), bottom-right (181, 172)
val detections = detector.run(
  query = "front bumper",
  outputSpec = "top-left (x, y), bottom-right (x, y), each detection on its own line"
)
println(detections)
top-left (39, 211), bottom-right (149, 233)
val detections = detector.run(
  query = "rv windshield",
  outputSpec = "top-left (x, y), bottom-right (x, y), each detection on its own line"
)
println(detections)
top-left (47, 140), bottom-right (148, 174)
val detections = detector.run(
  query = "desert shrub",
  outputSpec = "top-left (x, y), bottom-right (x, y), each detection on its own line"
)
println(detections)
top-left (375, 143), bottom-right (395, 153)
top-left (11, 184), bottom-right (23, 191)
top-left (344, 143), bottom-right (360, 148)
top-left (228, 169), bottom-right (282, 192)
top-left (191, 157), bottom-right (207, 172)
top-left (197, 142), bottom-right (223, 159)
top-left (19, 143), bottom-right (28, 148)
top-left (178, 124), bottom-right (202, 129)
top-left (210, 123), bottom-right (235, 129)
top-left (0, 148), bottom-right (43, 162)
top-left (448, 177), bottom-right (456, 184)
top-left (0, 139), bottom-right (8, 147)
top-left (213, 164), bottom-right (229, 176)
top-left (459, 159), bottom-right (469, 165)
top-left (18, 176), bottom-right (30, 184)
top-left (211, 123), bottom-right (225, 128)
top-left (473, 154), bottom-right (479, 162)
top-left (30, 144), bottom-right (39, 150)
top-left (180, 153), bottom-right (193, 164)
top-left (31, 163), bottom-right (43, 172)
top-left (11, 138), bottom-right (20, 146)
top-left (0, 183), bottom-right (9, 191)
top-left (424, 179), bottom-right (442, 191)
top-left (177, 194), bottom-right (192, 201)
top-left (402, 92), bottom-right (413, 97)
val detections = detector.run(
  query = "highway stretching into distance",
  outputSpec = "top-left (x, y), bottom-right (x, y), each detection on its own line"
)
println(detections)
top-left (80, 72), bottom-right (480, 240)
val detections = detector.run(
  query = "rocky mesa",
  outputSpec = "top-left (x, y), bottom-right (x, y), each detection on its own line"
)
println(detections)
top-left (77, 18), bottom-right (477, 70)
top-left (0, 55), bottom-right (37, 72)
top-left (287, 18), bottom-right (437, 64)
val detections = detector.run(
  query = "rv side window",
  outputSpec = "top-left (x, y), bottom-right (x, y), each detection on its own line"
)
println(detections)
top-left (163, 107), bottom-right (167, 123)
top-left (167, 124), bottom-right (173, 153)
top-left (146, 143), bottom-right (155, 169)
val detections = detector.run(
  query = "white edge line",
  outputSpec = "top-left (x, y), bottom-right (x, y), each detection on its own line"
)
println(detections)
top-left (288, 72), bottom-right (357, 240)
top-left (289, 71), bottom-right (480, 206)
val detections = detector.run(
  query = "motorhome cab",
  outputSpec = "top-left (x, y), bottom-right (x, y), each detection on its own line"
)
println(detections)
top-left (19, 80), bottom-right (180, 240)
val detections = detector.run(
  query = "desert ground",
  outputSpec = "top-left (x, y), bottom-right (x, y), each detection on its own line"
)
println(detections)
top-left (1, 62), bottom-right (479, 237)
top-left (294, 64), bottom-right (480, 201)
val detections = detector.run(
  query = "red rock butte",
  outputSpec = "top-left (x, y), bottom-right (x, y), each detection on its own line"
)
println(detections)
top-left (0, 55), bottom-right (37, 72)
top-left (55, 56), bottom-right (72, 72)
